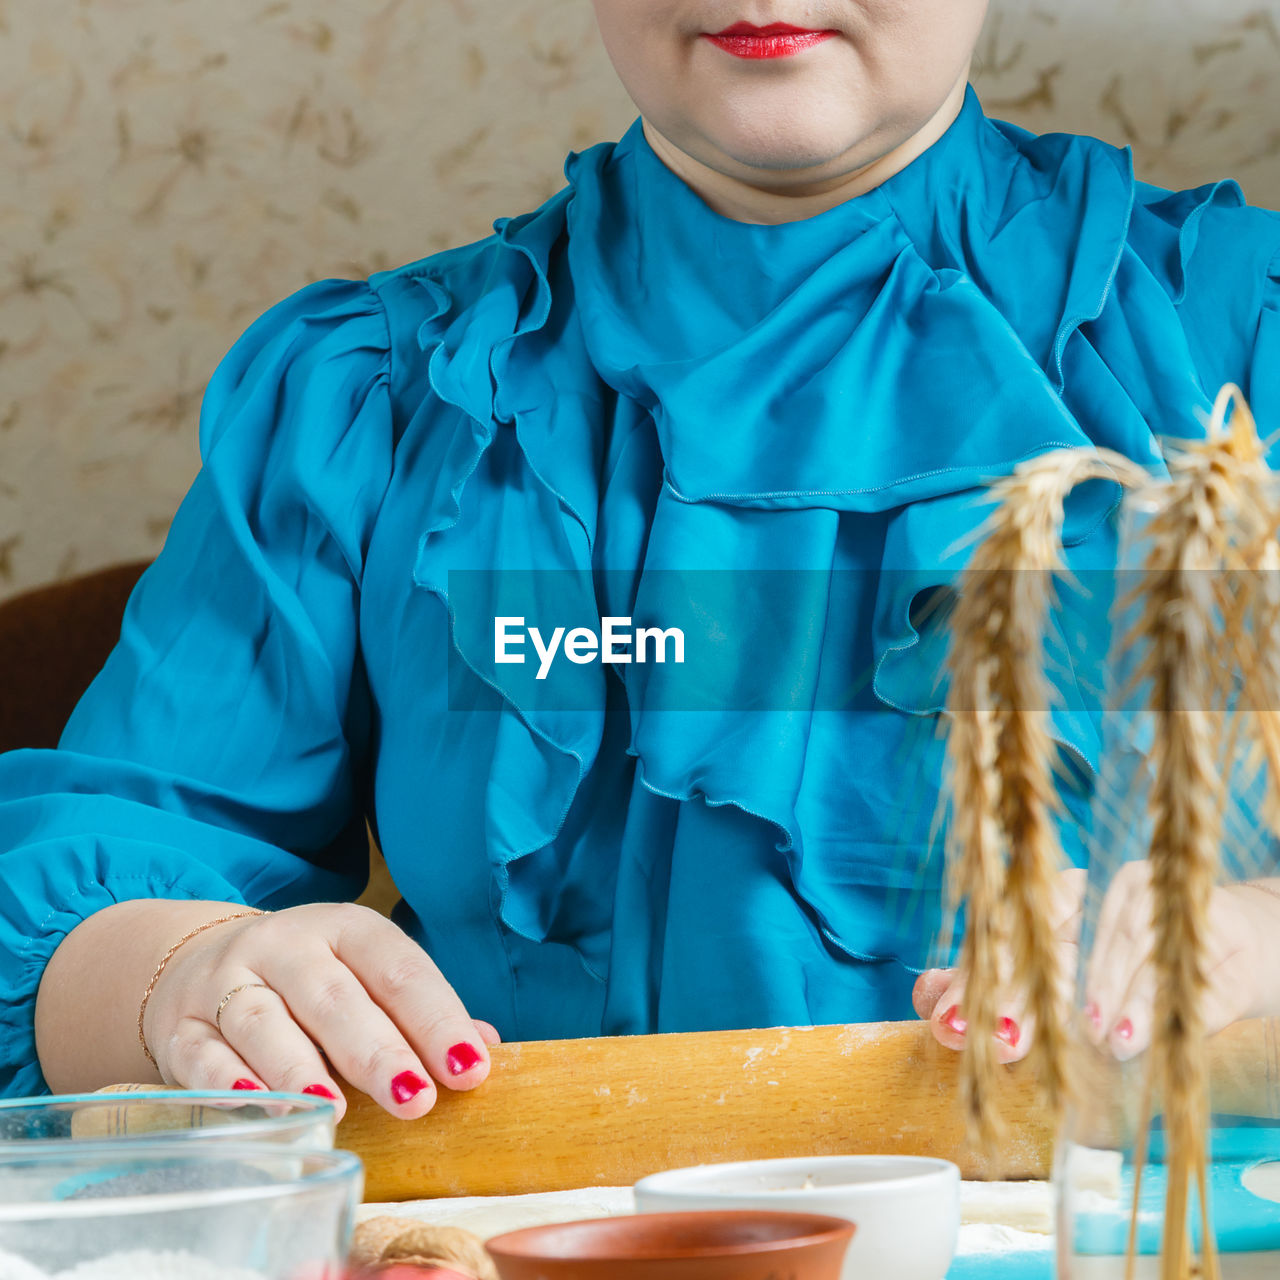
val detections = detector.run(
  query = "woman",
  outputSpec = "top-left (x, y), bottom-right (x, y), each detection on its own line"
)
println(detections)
top-left (5, 2), bottom-right (1280, 1123)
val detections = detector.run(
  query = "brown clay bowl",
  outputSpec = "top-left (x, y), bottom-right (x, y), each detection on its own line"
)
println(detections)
top-left (484, 1209), bottom-right (856, 1280)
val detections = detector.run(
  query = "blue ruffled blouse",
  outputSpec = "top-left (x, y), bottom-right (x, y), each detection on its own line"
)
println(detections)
top-left (3, 86), bottom-right (1280, 1094)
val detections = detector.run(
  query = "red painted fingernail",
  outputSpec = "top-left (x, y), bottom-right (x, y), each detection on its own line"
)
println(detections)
top-left (942, 1005), bottom-right (967, 1036)
top-left (446, 1042), bottom-right (483, 1076)
top-left (997, 1017), bottom-right (1021, 1049)
top-left (1116, 1018), bottom-right (1134, 1042)
top-left (1085, 1001), bottom-right (1101, 1028)
top-left (231, 1079), bottom-right (264, 1091)
top-left (303, 1084), bottom-right (339, 1101)
top-left (390, 1070), bottom-right (430, 1104)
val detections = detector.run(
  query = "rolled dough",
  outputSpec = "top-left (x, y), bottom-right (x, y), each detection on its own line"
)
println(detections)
top-left (359, 1178), bottom-right (1066, 1240)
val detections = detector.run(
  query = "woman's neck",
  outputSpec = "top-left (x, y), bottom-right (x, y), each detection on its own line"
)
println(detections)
top-left (640, 73), bottom-right (971, 227)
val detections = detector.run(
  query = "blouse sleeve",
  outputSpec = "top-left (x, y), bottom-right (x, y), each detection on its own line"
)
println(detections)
top-left (0, 277), bottom-right (394, 1097)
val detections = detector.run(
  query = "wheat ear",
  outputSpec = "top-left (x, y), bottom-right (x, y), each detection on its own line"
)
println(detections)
top-left (943, 447), bottom-right (1147, 1154)
top-left (1206, 388), bottom-right (1280, 840)
top-left (1124, 422), bottom-right (1240, 1280)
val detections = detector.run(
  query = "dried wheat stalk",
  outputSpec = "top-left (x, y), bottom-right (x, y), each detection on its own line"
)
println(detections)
top-left (1243, 537), bottom-right (1280, 837)
top-left (1126, 478), bottom-right (1222, 1280)
top-left (1117, 383), bottom-right (1279, 1280)
top-left (1205, 389), bottom-right (1280, 838)
top-left (942, 448), bottom-right (1146, 1154)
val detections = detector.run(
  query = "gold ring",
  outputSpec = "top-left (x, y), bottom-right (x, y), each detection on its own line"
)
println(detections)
top-left (215, 982), bottom-right (272, 1035)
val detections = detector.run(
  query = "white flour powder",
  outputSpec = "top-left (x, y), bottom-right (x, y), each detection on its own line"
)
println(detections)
top-left (954, 1223), bottom-right (1055, 1256)
top-left (0, 1250), bottom-right (266, 1280)
top-left (0, 1250), bottom-right (45, 1280)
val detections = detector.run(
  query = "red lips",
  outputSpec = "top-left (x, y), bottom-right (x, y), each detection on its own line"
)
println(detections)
top-left (702, 21), bottom-right (838, 59)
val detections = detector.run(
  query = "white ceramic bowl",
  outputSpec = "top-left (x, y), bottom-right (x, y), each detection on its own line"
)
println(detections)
top-left (633, 1155), bottom-right (960, 1280)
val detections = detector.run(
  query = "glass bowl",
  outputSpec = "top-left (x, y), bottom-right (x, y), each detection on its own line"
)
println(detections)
top-left (1052, 483), bottom-right (1280, 1276)
top-left (0, 1141), bottom-right (362, 1278)
top-left (0, 1092), bottom-right (336, 1154)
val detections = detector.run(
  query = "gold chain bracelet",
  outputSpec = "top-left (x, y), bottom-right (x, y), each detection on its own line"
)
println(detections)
top-left (137, 909), bottom-right (267, 1070)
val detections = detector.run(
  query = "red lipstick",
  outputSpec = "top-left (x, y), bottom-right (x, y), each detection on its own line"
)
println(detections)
top-left (703, 21), bottom-right (838, 60)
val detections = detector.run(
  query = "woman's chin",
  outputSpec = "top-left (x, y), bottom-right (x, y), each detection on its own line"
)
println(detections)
top-left (685, 117), bottom-right (876, 181)
top-left (688, 92), bottom-right (893, 173)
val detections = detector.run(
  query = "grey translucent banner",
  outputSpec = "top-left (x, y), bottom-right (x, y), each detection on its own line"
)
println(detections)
top-left (437, 568), bottom-right (1280, 713)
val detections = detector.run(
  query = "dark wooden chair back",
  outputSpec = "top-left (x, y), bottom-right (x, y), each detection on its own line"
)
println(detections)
top-left (0, 561), bottom-right (150, 753)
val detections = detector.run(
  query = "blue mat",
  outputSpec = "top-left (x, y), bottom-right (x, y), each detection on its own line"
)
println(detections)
top-left (948, 1244), bottom-right (1053, 1279)
top-left (1076, 1127), bottom-right (1280, 1257)
top-left (945, 1125), bottom-right (1280, 1278)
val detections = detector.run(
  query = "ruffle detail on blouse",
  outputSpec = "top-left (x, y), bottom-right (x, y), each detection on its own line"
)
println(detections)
top-left (837, 158), bottom-right (1272, 782)
top-left (408, 200), bottom-right (564, 539)
top-left (1128, 178), bottom-right (1248, 306)
top-left (407, 199), bottom-right (622, 976)
top-left (611, 496), bottom-right (942, 965)
top-left (868, 487), bottom-right (1117, 779)
top-left (561, 91), bottom-right (1140, 513)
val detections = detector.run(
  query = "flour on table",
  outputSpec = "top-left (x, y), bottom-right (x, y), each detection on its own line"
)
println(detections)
top-left (0, 1249), bottom-right (49, 1280)
top-left (955, 1223), bottom-right (1055, 1256)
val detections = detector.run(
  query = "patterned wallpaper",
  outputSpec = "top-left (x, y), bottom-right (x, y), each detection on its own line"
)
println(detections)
top-left (1, 0), bottom-right (1277, 601)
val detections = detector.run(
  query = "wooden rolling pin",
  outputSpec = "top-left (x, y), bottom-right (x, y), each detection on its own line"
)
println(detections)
top-left (340, 1021), bottom-right (1050, 1201)
top-left (94, 1017), bottom-right (1280, 1203)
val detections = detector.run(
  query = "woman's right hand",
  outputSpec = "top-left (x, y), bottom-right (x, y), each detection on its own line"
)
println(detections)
top-left (142, 903), bottom-right (500, 1122)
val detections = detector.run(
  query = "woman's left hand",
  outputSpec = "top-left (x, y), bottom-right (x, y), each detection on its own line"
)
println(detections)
top-left (913, 865), bottom-right (1280, 1062)
top-left (1078, 864), bottom-right (1280, 1060)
